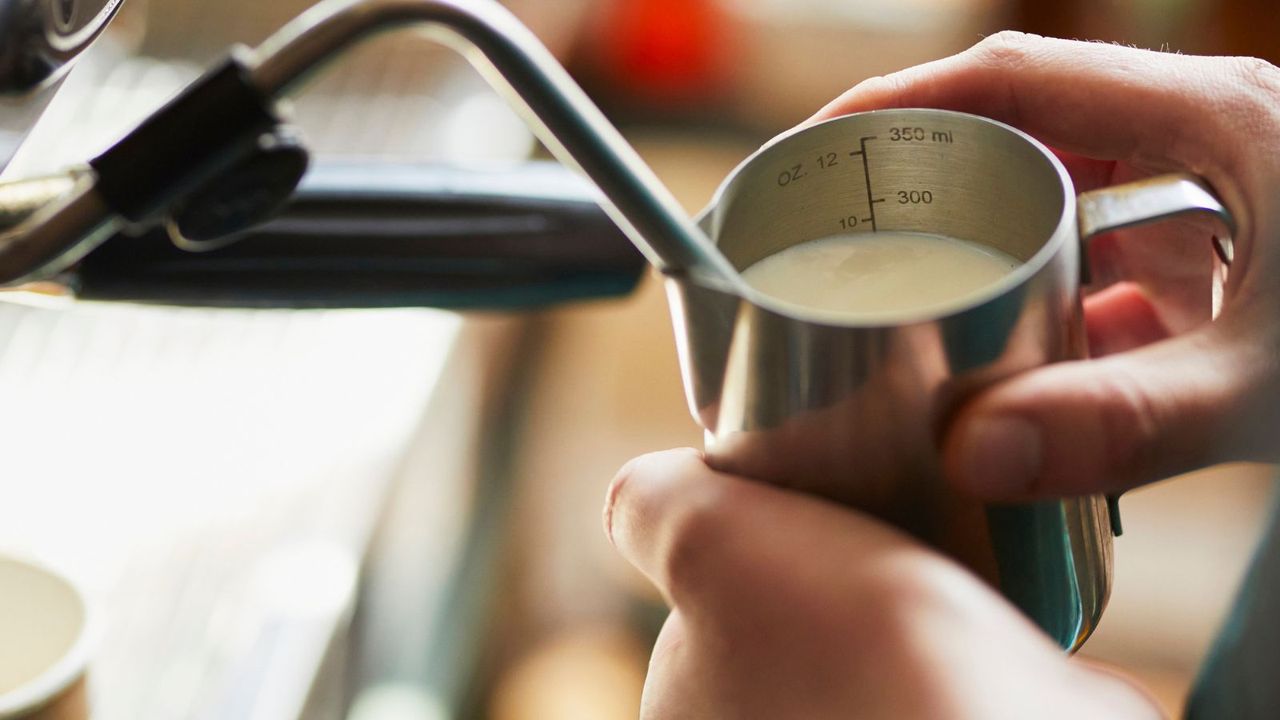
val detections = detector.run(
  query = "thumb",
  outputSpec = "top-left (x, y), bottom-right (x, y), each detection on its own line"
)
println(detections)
top-left (603, 448), bottom-right (921, 613)
top-left (942, 327), bottom-right (1247, 500)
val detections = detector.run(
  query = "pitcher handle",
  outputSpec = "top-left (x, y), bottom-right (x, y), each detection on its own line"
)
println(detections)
top-left (1078, 173), bottom-right (1236, 281)
top-left (1075, 172), bottom-right (1236, 537)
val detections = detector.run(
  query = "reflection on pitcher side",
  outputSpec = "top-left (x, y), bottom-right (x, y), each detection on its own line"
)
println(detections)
top-left (741, 231), bottom-right (1019, 319)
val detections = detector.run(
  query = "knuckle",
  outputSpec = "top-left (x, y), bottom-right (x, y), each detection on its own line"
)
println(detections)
top-left (1228, 56), bottom-right (1280, 100)
top-left (964, 31), bottom-right (1048, 124)
top-left (1184, 55), bottom-right (1280, 252)
top-left (861, 560), bottom-right (938, 615)
top-left (1096, 366), bottom-right (1162, 485)
top-left (970, 30), bottom-right (1041, 68)
top-left (853, 73), bottom-right (899, 105)
top-left (1214, 56), bottom-right (1280, 127)
top-left (660, 477), bottom-right (740, 604)
top-left (850, 556), bottom-right (970, 652)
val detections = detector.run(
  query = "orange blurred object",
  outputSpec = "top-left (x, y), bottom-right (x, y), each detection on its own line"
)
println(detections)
top-left (591, 0), bottom-right (728, 107)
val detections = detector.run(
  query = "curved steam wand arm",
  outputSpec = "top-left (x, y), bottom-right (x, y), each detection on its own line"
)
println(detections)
top-left (246, 0), bottom-right (740, 289)
top-left (0, 0), bottom-right (744, 292)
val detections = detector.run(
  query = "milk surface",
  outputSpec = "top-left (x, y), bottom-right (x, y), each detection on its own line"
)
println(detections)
top-left (742, 231), bottom-right (1018, 319)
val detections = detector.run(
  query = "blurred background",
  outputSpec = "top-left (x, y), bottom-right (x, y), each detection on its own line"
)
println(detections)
top-left (0, 0), bottom-right (1276, 718)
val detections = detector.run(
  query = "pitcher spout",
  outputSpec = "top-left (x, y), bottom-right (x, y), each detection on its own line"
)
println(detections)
top-left (663, 272), bottom-right (742, 433)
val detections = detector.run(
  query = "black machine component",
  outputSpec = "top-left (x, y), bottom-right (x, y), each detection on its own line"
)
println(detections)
top-left (75, 161), bottom-right (646, 309)
top-left (89, 55), bottom-right (293, 229)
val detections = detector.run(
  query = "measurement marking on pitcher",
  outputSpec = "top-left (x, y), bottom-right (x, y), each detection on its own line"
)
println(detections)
top-left (850, 136), bottom-right (882, 231)
top-left (888, 126), bottom-right (954, 143)
top-left (775, 151), bottom-right (846, 187)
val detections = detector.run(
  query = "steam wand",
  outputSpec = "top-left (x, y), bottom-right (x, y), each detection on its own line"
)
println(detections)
top-left (0, 0), bottom-right (747, 294)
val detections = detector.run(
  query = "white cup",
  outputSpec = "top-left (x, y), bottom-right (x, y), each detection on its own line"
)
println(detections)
top-left (0, 555), bottom-right (91, 720)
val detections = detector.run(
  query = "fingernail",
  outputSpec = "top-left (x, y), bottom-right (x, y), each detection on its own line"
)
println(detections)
top-left (603, 459), bottom-right (638, 548)
top-left (956, 415), bottom-right (1042, 496)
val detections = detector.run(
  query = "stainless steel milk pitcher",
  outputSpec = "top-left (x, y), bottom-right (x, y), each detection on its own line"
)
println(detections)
top-left (669, 109), bottom-right (1234, 648)
top-left (0, 0), bottom-right (1235, 650)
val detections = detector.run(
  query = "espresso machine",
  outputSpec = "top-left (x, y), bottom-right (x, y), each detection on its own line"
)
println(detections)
top-left (0, 0), bottom-right (645, 311)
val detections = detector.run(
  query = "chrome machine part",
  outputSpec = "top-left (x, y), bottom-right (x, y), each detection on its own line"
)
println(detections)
top-left (0, 0), bottom-right (125, 93)
top-left (0, 0), bottom-right (126, 281)
top-left (245, 0), bottom-right (743, 292)
top-left (0, 171), bottom-right (118, 282)
top-left (0, 0), bottom-right (741, 294)
top-left (0, 0), bottom-right (126, 168)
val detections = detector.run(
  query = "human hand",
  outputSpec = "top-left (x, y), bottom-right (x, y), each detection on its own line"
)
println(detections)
top-left (811, 33), bottom-right (1280, 500)
top-left (604, 449), bottom-right (1161, 719)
